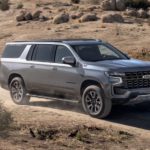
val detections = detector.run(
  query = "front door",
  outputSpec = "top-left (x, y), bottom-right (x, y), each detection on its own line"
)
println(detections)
top-left (51, 45), bottom-right (82, 99)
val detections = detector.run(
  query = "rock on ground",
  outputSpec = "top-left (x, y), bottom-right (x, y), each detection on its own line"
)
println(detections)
top-left (101, 13), bottom-right (124, 23)
top-left (24, 12), bottom-right (32, 20)
top-left (110, 0), bottom-right (116, 10)
top-left (0, 0), bottom-right (9, 11)
top-left (101, 0), bottom-right (112, 10)
top-left (125, 8), bottom-right (138, 17)
top-left (53, 13), bottom-right (70, 24)
top-left (32, 10), bottom-right (42, 20)
top-left (116, 0), bottom-right (126, 11)
top-left (16, 10), bottom-right (48, 22)
top-left (39, 15), bottom-right (48, 22)
top-left (101, 0), bottom-right (126, 11)
top-left (16, 11), bottom-right (26, 22)
top-left (79, 14), bottom-right (98, 22)
top-left (71, 12), bottom-right (83, 19)
top-left (71, 0), bottom-right (80, 4)
top-left (137, 9), bottom-right (148, 18)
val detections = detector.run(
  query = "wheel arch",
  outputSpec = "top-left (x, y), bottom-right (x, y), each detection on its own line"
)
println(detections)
top-left (80, 79), bottom-right (102, 96)
top-left (8, 73), bottom-right (25, 86)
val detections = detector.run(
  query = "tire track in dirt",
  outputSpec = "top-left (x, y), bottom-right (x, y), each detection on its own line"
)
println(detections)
top-left (0, 88), bottom-right (150, 138)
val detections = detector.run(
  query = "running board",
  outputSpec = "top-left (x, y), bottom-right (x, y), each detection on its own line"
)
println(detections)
top-left (27, 94), bottom-right (79, 103)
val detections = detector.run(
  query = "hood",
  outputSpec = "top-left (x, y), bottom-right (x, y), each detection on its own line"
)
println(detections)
top-left (84, 59), bottom-right (150, 72)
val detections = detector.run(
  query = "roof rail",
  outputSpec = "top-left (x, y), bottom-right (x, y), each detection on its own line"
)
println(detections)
top-left (15, 39), bottom-right (98, 43)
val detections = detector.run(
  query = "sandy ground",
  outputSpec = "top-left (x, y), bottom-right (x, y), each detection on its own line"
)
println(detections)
top-left (0, 88), bottom-right (150, 149)
top-left (0, 0), bottom-right (150, 56)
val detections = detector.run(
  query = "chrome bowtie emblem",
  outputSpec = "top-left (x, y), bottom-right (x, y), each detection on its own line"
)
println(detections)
top-left (143, 75), bottom-right (150, 79)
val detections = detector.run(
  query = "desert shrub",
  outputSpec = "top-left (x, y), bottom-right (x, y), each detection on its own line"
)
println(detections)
top-left (71, 0), bottom-right (80, 4)
top-left (125, 0), bottom-right (150, 9)
top-left (0, 101), bottom-right (13, 130)
top-left (16, 2), bottom-right (23, 9)
top-left (0, 0), bottom-right (9, 11)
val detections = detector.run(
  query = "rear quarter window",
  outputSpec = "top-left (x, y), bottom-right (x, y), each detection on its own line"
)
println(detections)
top-left (2, 44), bottom-right (26, 58)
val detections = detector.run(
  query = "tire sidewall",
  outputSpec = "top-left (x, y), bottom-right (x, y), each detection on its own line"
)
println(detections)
top-left (82, 85), bottom-right (112, 118)
top-left (9, 77), bottom-right (29, 105)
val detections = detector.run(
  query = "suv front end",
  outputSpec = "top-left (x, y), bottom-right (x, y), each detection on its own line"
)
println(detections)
top-left (105, 69), bottom-right (150, 105)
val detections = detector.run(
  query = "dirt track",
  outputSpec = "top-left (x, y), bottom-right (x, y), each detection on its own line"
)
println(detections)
top-left (1, 87), bottom-right (150, 149)
top-left (1, 87), bottom-right (150, 138)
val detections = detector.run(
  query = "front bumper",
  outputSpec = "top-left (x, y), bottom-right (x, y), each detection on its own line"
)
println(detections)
top-left (127, 94), bottom-right (150, 104)
top-left (111, 87), bottom-right (150, 104)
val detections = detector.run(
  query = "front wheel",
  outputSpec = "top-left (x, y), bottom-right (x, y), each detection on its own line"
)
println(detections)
top-left (82, 85), bottom-right (112, 118)
top-left (9, 77), bottom-right (30, 105)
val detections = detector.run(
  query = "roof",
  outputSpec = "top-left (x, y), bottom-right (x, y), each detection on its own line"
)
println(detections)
top-left (14, 39), bottom-right (102, 45)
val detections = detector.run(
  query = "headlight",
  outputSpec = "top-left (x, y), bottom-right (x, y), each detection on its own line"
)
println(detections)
top-left (105, 72), bottom-right (123, 85)
top-left (105, 72), bottom-right (125, 77)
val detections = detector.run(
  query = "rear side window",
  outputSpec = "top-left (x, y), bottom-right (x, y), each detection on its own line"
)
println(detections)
top-left (2, 44), bottom-right (26, 58)
top-left (33, 45), bottom-right (55, 62)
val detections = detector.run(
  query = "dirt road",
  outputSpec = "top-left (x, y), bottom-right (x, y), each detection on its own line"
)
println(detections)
top-left (1, 87), bottom-right (150, 136)
top-left (1, 88), bottom-right (150, 149)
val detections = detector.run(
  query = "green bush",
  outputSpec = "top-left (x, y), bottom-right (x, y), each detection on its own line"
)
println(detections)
top-left (125, 0), bottom-right (150, 9)
top-left (0, 0), bottom-right (9, 11)
top-left (0, 101), bottom-right (13, 130)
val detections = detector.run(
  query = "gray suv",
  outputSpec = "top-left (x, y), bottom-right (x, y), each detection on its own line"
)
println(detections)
top-left (1, 39), bottom-right (150, 118)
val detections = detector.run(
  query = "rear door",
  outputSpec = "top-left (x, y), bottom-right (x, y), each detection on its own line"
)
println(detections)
top-left (25, 44), bottom-right (56, 95)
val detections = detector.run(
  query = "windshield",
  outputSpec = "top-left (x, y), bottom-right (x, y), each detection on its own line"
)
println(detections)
top-left (71, 44), bottom-right (128, 62)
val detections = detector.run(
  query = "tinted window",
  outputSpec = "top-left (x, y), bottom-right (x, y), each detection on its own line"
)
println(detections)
top-left (2, 45), bottom-right (26, 58)
top-left (99, 45), bottom-right (120, 59)
top-left (34, 45), bottom-right (54, 62)
top-left (72, 45), bottom-right (101, 62)
top-left (72, 44), bottom-right (127, 62)
top-left (55, 46), bottom-right (73, 63)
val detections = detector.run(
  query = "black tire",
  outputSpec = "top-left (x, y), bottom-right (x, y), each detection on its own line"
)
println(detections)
top-left (9, 77), bottom-right (30, 105)
top-left (82, 85), bottom-right (112, 118)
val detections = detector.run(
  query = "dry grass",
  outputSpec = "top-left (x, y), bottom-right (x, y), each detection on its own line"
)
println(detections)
top-left (0, 101), bottom-right (13, 130)
top-left (128, 48), bottom-right (150, 60)
top-left (27, 125), bottom-right (134, 148)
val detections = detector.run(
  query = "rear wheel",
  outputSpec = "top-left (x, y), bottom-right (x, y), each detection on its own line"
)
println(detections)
top-left (82, 85), bottom-right (112, 118)
top-left (9, 77), bottom-right (30, 105)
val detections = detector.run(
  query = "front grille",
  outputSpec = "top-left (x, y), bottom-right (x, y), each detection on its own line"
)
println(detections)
top-left (123, 71), bottom-right (150, 89)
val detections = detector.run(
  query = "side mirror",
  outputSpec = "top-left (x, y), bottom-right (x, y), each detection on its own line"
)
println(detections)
top-left (62, 56), bottom-right (76, 66)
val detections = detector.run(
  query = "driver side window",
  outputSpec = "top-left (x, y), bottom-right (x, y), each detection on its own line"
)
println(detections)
top-left (99, 45), bottom-right (119, 58)
top-left (55, 45), bottom-right (73, 63)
